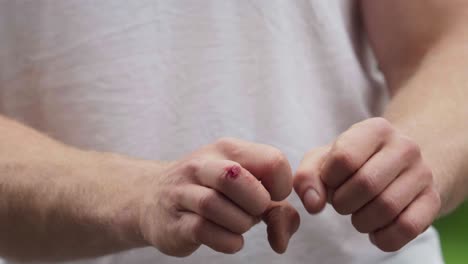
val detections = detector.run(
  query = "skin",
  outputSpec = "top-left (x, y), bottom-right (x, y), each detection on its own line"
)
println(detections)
top-left (294, 0), bottom-right (468, 252)
top-left (1, 0), bottom-right (467, 261)
top-left (0, 117), bottom-right (299, 261)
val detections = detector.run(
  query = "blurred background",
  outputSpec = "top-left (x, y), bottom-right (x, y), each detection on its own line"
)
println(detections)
top-left (434, 202), bottom-right (468, 264)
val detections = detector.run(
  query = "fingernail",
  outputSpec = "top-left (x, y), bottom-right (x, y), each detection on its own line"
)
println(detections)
top-left (304, 188), bottom-right (320, 212)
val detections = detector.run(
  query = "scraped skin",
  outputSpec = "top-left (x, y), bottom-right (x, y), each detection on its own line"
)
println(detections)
top-left (295, 0), bottom-right (468, 252)
top-left (0, 116), bottom-right (298, 261)
top-left (225, 165), bottom-right (241, 180)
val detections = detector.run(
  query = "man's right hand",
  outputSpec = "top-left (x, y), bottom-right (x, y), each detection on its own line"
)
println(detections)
top-left (135, 138), bottom-right (299, 257)
top-left (0, 115), bottom-right (299, 261)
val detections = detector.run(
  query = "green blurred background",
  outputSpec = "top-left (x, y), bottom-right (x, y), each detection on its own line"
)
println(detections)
top-left (434, 202), bottom-right (468, 264)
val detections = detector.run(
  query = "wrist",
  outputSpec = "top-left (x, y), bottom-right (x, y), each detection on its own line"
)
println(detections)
top-left (76, 150), bottom-right (169, 249)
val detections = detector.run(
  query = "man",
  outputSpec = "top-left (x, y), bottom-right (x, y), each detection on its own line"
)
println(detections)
top-left (0, 0), bottom-right (467, 263)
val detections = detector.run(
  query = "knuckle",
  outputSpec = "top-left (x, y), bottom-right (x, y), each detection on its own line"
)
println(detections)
top-left (170, 187), bottom-right (184, 204)
top-left (215, 137), bottom-right (236, 148)
top-left (236, 220), bottom-right (254, 234)
top-left (371, 233), bottom-right (405, 252)
top-left (355, 171), bottom-right (379, 196)
top-left (378, 195), bottom-right (401, 219)
top-left (376, 239), bottom-right (404, 252)
top-left (190, 217), bottom-right (206, 244)
top-left (214, 137), bottom-right (239, 156)
top-left (183, 158), bottom-right (205, 175)
top-left (266, 148), bottom-right (288, 170)
top-left (294, 169), bottom-right (309, 182)
top-left (171, 247), bottom-right (197, 258)
top-left (243, 216), bottom-right (261, 233)
top-left (225, 238), bottom-right (243, 254)
top-left (398, 137), bottom-right (421, 161)
top-left (333, 205), bottom-right (347, 216)
top-left (224, 246), bottom-right (238, 255)
top-left (215, 161), bottom-right (242, 186)
top-left (369, 117), bottom-right (393, 137)
top-left (198, 191), bottom-right (218, 214)
top-left (420, 166), bottom-right (434, 183)
top-left (351, 214), bottom-right (368, 233)
top-left (398, 216), bottom-right (422, 239)
top-left (330, 143), bottom-right (356, 171)
top-left (293, 170), bottom-right (312, 190)
top-left (331, 197), bottom-right (349, 215)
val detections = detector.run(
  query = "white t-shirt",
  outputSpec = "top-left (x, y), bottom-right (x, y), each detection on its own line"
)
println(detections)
top-left (0, 1), bottom-right (444, 263)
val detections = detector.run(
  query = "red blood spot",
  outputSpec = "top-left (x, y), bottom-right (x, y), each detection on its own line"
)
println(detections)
top-left (225, 165), bottom-right (241, 179)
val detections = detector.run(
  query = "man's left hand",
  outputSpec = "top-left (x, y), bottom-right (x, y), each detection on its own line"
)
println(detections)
top-left (294, 117), bottom-right (441, 252)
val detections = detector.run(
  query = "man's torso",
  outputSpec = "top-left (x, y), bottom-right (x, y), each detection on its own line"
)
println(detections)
top-left (0, 1), bottom-right (443, 263)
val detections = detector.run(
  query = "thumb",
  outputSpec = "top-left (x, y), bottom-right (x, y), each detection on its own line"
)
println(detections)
top-left (294, 145), bottom-right (331, 214)
top-left (262, 201), bottom-right (300, 254)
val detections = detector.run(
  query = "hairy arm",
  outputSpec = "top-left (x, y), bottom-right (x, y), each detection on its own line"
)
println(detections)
top-left (292, 0), bottom-right (468, 252)
top-left (0, 116), bottom-right (297, 261)
top-left (0, 116), bottom-right (153, 261)
top-left (361, 0), bottom-right (468, 215)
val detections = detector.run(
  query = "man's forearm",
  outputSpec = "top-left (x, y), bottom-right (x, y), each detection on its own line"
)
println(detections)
top-left (0, 116), bottom-right (300, 259)
top-left (382, 33), bottom-right (468, 215)
top-left (0, 116), bottom-right (152, 261)
top-left (362, 0), bottom-right (468, 215)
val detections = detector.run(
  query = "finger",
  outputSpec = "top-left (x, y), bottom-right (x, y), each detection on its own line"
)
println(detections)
top-left (352, 162), bottom-right (432, 233)
top-left (262, 201), bottom-right (300, 254)
top-left (190, 159), bottom-right (271, 216)
top-left (321, 118), bottom-right (393, 189)
top-left (181, 212), bottom-right (244, 254)
top-left (213, 137), bottom-right (293, 201)
top-left (369, 187), bottom-right (441, 252)
top-left (332, 138), bottom-right (420, 215)
top-left (294, 145), bottom-right (330, 214)
top-left (177, 184), bottom-right (259, 234)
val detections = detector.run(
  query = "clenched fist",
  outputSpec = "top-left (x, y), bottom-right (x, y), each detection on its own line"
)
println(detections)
top-left (139, 138), bottom-right (299, 257)
top-left (294, 118), bottom-right (441, 252)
